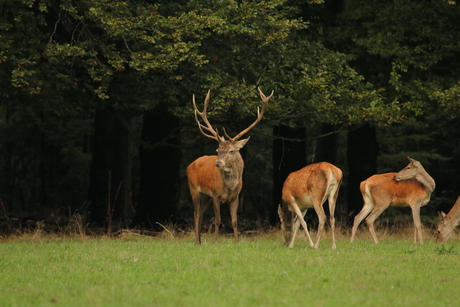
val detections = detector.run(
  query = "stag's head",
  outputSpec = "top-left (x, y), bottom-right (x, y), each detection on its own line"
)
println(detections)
top-left (193, 87), bottom-right (273, 171)
top-left (394, 156), bottom-right (421, 182)
top-left (214, 138), bottom-right (249, 171)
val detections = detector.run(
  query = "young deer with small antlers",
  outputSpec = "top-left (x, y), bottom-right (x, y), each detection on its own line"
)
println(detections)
top-left (278, 162), bottom-right (343, 249)
top-left (187, 87), bottom-right (273, 244)
top-left (350, 157), bottom-right (436, 244)
top-left (437, 196), bottom-right (460, 243)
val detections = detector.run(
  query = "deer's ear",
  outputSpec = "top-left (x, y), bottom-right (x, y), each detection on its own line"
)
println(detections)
top-left (277, 204), bottom-right (283, 221)
top-left (235, 137), bottom-right (250, 150)
top-left (408, 156), bottom-right (420, 167)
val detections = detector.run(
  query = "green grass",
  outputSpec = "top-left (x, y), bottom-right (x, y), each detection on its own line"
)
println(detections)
top-left (0, 230), bottom-right (459, 307)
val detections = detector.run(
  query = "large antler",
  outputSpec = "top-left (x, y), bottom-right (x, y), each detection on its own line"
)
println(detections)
top-left (192, 87), bottom-right (273, 142)
top-left (230, 87), bottom-right (273, 141)
top-left (192, 90), bottom-right (224, 142)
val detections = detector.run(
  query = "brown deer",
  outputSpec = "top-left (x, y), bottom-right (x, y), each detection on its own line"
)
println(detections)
top-left (437, 196), bottom-right (460, 243)
top-left (187, 87), bottom-right (273, 244)
top-left (277, 162), bottom-right (343, 249)
top-left (350, 157), bottom-right (436, 244)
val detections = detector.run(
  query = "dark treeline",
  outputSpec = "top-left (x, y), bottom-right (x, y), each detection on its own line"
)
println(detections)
top-left (1, 0), bottom-right (459, 233)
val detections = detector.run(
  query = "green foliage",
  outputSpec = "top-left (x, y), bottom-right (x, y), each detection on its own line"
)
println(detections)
top-left (288, 45), bottom-right (402, 126)
top-left (430, 82), bottom-right (460, 116)
top-left (332, 0), bottom-right (460, 118)
top-left (2, 0), bottom-right (411, 122)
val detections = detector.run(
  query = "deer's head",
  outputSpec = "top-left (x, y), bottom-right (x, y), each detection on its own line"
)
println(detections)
top-left (394, 157), bottom-right (421, 182)
top-left (436, 211), bottom-right (453, 243)
top-left (278, 203), bottom-right (294, 244)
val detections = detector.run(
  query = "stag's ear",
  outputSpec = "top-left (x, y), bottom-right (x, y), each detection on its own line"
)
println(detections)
top-left (235, 137), bottom-right (250, 150)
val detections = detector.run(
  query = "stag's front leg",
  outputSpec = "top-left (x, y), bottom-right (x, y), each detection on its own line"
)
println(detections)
top-left (229, 197), bottom-right (239, 243)
top-left (212, 197), bottom-right (221, 242)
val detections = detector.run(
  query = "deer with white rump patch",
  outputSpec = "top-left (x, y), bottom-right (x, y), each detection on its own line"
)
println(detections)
top-left (187, 87), bottom-right (273, 244)
top-left (350, 157), bottom-right (435, 244)
top-left (278, 162), bottom-right (343, 249)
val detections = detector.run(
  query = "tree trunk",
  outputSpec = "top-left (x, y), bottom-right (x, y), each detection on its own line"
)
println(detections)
top-left (313, 124), bottom-right (341, 165)
top-left (132, 104), bottom-right (181, 229)
top-left (87, 109), bottom-right (135, 229)
top-left (347, 125), bottom-right (378, 219)
top-left (271, 125), bottom-right (307, 225)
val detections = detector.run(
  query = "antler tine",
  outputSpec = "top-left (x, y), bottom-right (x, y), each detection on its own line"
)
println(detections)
top-left (258, 86), bottom-right (274, 103)
top-left (192, 90), bottom-right (221, 141)
top-left (231, 87), bottom-right (273, 141)
top-left (222, 127), bottom-right (232, 140)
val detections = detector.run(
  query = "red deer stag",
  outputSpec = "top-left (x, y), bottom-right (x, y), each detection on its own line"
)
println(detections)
top-left (277, 162), bottom-right (343, 249)
top-left (187, 87), bottom-right (273, 244)
top-left (350, 157), bottom-right (435, 244)
top-left (437, 196), bottom-right (460, 243)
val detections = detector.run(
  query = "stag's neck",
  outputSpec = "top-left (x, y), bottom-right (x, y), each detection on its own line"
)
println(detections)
top-left (416, 167), bottom-right (436, 194)
top-left (220, 158), bottom-right (244, 191)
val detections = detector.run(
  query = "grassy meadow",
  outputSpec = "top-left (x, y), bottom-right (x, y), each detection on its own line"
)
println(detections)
top-left (0, 228), bottom-right (459, 307)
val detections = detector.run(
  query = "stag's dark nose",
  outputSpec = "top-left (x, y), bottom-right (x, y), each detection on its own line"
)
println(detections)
top-left (215, 160), bottom-right (223, 168)
top-left (393, 174), bottom-right (400, 182)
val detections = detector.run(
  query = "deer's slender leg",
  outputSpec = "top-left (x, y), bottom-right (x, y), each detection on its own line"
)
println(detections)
top-left (229, 197), bottom-right (239, 243)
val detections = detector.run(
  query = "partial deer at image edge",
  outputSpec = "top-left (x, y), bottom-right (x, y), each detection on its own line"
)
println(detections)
top-left (437, 196), bottom-right (460, 243)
